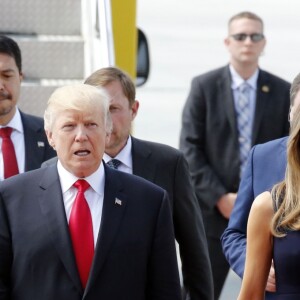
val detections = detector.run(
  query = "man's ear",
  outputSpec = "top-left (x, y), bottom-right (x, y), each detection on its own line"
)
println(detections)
top-left (19, 71), bottom-right (24, 82)
top-left (131, 100), bottom-right (140, 120)
top-left (105, 132), bottom-right (111, 144)
top-left (224, 37), bottom-right (230, 47)
top-left (46, 130), bottom-right (55, 149)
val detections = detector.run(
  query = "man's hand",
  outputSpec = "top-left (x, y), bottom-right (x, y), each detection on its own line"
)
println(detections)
top-left (216, 193), bottom-right (237, 219)
top-left (266, 260), bottom-right (276, 292)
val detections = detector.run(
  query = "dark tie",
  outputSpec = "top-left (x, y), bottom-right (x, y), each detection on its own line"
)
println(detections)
top-left (0, 127), bottom-right (19, 179)
top-left (107, 159), bottom-right (122, 169)
top-left (236, 83), bottom-right (251, 176)
top-left (69, 180), bottom-right (94, 288)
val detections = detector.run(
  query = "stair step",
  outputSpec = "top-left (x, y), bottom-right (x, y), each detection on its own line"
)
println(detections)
top-left (0, 0), bottom-right (81, 35)
top-left (11, 35), bottom-right (85, 80)
top-left (19, 80), bottom-right (83, 117)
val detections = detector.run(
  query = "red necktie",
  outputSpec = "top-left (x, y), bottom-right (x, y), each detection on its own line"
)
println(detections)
top-left (69, 180), bottom-right (94, 288)
top-left (0, 127), bottom-right (19, 179)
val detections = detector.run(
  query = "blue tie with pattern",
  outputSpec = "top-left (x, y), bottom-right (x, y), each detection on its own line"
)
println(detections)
top-left (107, 159), bottom-right (122, 170)
top-left (236, 82), bottom-right (251, 177)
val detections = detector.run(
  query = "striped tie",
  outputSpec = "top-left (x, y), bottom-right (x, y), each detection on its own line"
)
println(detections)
top-left (236, 83), bottom-right (251, 177)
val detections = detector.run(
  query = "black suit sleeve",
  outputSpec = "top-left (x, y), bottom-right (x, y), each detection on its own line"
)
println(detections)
top-left (0, 193), bottom-right (12, 299)
top-left (180, 77), bottom-right (227, 210)
top-left (147, 191), bottom-right (182, 300)
top-left (173, 153), bottom-right (214, 300)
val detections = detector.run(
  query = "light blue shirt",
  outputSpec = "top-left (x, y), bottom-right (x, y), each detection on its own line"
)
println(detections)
top-left (103, 136), bottom-right (133, 174)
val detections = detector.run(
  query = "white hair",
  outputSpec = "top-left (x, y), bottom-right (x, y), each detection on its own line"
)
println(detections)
top-left (44, 84), bottom-right (112, 133)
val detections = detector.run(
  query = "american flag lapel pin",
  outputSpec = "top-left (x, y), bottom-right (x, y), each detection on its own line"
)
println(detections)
top-left (37, 141), bottom-right (45, 147)
top-left (115, 198), bottom-right (122, 206)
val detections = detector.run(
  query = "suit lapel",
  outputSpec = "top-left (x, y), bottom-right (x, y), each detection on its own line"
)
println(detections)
top-left (131, 137), bottom-right (156, 181)
top-left (38, 165), bottom-right (83, 293)
top-left (252, 70), bottom-right (271, 144)
top-left (220, 66), bottom-right (238, 136)
top-left (21, 111), bottom-right (45, 171)
top-left (278, 136), bottom-right (288, 172)
top-left (85, 166), bottom-right (127, 293)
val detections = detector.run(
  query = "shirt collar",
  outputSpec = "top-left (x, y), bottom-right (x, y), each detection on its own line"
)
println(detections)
top-left (57, 160), bottom-right (105, 196)
top-left (103, 136), bottom-right (132, 169)
top-left (229, 65), bottom-right (259, 90)
top-left (0, 107), bottom-right (23, 132)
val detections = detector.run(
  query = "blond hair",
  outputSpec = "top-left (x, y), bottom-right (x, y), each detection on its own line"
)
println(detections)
top-left (44, 84), bottom-right (112, 133)
top-left (271, 104), bottom-right (300, 236)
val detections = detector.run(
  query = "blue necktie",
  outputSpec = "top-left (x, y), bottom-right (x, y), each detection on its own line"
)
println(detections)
top-left (236, 83), bottom-right (251, 177)
top-left (107, 159), bottom-right (122, 170)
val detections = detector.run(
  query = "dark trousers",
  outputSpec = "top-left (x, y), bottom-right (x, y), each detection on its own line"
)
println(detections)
top-left (207, 236), bottom-right (229, 299)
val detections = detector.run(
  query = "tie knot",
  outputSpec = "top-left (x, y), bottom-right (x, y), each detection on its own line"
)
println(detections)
top-left (107, 159), bottom-right (122, 170)
top-left (0, 127), bottom-right (13, 138)
top-left (73, 180), bottom-right (90, 193)
top-left (239, 82), bottom-right (250, 93)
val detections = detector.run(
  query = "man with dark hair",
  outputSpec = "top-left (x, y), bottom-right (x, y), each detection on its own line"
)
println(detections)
top-left (179, 11), bottom-right (290, 299)
top-left (0, 35), bottom-right (55, 179)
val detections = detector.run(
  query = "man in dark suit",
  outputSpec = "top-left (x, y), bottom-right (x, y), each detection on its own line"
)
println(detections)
top-left (179, 11), bottom-right (290, 299)
top-left (221, 73), bottom-right (300, 299)
top-left (0, 35), bottom-right (55, 180)
top-left (43, 67), bottom-right (214, 300)
top-left (0, 83), bottom-right (181, 299)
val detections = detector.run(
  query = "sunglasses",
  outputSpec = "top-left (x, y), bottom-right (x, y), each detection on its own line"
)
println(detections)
top-left (231, 33), bottom-right (265, 42)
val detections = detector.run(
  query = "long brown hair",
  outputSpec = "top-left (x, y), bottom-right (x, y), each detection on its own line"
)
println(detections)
top-left (271, 105), bottom-right (300, 236)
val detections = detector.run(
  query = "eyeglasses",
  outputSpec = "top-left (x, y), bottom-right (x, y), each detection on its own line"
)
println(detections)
top-left (231, 33), bottom-right (265, 42)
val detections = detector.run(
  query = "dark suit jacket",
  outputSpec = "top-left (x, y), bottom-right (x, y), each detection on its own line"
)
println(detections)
top-left (131, 137), bottom-right (213, 300)
top-left (0, 164), bottom-right (181, 300)
top-left (221, 137), bottom-right (287, 300)
top-left (41, 137), bottom-right (214, 300)
top-left (179, 66), bottom-right (290, 238)
top-left (21, 110), bottom-right (56, 170)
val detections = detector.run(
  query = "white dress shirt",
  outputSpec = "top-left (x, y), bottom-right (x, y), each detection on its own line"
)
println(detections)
top-left (103, 136), bottom-right (133, 174)
top-left (0, 108), bottom-right (25, 180)
top-left (57, 160), bottom-right (105, 247)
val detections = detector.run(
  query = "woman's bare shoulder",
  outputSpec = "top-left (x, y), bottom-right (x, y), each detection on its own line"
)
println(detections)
top-left (251, 191), bottom-right (273, 218)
